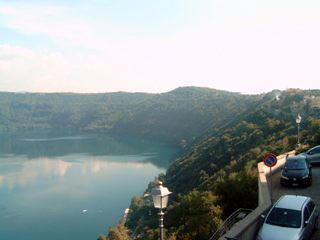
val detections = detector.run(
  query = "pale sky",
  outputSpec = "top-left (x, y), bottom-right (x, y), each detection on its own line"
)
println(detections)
top-left (0, 0), bottom-right (320, 94)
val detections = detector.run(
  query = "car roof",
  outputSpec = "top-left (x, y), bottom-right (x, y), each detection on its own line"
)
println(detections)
top-left (287, 155), bottom-right (306, 161)
top-left (275, 195), bottom-right (309, 211)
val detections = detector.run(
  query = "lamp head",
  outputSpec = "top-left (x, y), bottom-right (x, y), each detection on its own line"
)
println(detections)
top-left (296, 114), bottom-right (302, 124)
top-left (151, 181), bottom-right (171, 209)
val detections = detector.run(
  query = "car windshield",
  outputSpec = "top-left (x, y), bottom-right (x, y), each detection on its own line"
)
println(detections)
top-left (285, 160), bottom-right (307, 170)
top-left (266, 207), bottom-right (301, 228)
top-left (309, 147), bottom-right (320, 154)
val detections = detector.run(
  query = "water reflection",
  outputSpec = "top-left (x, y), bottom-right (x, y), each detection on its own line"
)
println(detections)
top-left (0, 155), bottom-right (163, 189)
top-left (0, 133), bottom-right (179, 240)
top-left (0, 133), bottom-right (179, 168)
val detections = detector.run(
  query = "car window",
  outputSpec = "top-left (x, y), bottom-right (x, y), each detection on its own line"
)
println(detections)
top-left (307, 201), bottom-right (315, 214)
top-left (310, 147), bottom-right (320, 155)
top-left (285, 159), bottom-right (307, 170)
top-left (266, 207), bottom-right (301, 228)
top-left (314, 147), bottom-right (320, 154)
top-left (304, 207), bottom-right (310, 222)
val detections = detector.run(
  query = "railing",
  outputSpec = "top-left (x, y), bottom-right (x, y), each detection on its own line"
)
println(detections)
top-left (208, 208), bottom-right (253, 240)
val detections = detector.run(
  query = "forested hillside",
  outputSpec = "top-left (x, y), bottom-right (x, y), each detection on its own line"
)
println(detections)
top-left (102, 88), bottom-right (320, 240)
top-left (166, 89), bottom-right (320, 194)
top-left (0, 87), bottom-right (259, 145)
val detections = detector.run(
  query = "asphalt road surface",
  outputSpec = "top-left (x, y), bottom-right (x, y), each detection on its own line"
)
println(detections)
top-left (272, 167), bottom-right (320, 240)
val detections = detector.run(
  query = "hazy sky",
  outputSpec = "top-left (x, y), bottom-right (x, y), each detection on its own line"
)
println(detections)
top-left (0, 0), bottom-right (320, 94)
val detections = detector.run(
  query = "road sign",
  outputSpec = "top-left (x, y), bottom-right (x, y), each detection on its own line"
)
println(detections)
top-left (263, 153), bottom-right (277, 168)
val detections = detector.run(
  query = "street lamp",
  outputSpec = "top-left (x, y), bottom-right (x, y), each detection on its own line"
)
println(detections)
top-left (152, 181), bottom-right (171, 240)
top-left (296, 114), bottom-right (302, 146)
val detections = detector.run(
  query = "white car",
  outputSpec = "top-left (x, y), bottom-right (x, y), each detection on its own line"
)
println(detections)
top-left (257, 195), bottom-right (319, 240)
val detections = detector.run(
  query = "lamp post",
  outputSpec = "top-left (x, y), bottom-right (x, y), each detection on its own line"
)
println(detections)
top-left (296, 114), bottom-right (302, 146)
top-left (152, 181), bottom-right (171, 240)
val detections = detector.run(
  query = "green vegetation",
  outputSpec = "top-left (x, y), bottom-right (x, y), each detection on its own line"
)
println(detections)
top-left (1, 87), bottom-right (320, 239)
top-left (0, 87), bottom-right (260, 145)
top-left (98, 224), bottom-right (130, 240)
top-left (125, 162), bottom-right (258, 240)
top-left (166, 190), bottom-right (223, 239)
top-left (122, 88), bottom-right (320, 240)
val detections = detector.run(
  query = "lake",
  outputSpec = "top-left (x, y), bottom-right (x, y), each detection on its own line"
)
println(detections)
top-left (0, 133), bottom-right (179, 240)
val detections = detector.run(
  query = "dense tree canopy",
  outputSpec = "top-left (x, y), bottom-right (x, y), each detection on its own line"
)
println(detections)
top-left (0, 87), bottom-right (260, 145)
top-left (98, 224), bottom-right (130, 240)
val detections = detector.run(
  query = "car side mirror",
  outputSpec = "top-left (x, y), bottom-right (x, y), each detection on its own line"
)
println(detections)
top-left (260, 214), bottom-right (266, 219)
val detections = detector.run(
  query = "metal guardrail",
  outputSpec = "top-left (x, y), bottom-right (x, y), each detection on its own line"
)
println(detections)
top-left (208, 208), bottom-right (253, 240)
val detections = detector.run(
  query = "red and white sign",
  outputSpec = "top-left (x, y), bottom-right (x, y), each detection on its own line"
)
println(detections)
top-left (263, 153), bottom-right (277, 168)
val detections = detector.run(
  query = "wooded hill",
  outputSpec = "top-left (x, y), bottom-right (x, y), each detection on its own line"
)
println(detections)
top-left (0, 87), bottom-right (259, 145)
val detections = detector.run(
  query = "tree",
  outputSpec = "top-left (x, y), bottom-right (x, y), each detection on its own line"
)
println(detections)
top-left (107, 225), bottom-right (130, 240)
top-left (167, 190), bottom-right (223, 240)
top-left (214, 167), bottom-right (258, 217)
top-left (97, 235), bottom-right (107, 240)
top-left (98, 224), bottom-right (130, 240)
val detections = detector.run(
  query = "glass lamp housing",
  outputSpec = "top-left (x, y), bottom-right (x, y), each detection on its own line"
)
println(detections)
top-left (296, 114), bottom-right (302, 124)
top-left (152, 181), bottom-right (171, 209)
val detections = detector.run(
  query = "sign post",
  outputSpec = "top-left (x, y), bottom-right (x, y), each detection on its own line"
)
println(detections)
top-left (263, 153), bottom-right (277, 203)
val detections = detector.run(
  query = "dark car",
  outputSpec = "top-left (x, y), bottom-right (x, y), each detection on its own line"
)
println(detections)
top-left (299, 145), bottom-right (320, 165)
top-left (280, 156), bottom-right (312, 187)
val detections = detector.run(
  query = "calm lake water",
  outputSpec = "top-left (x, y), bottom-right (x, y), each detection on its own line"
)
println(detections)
top-left (0, 133), bottom-right (179, 240)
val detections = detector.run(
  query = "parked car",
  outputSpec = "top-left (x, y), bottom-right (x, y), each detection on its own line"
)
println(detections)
top-left (257, 195), bottom-right (319, 240)
top-left (299, 145), bottom-right (320, 164)
top-left (280, 156), bottom-right (312, 187)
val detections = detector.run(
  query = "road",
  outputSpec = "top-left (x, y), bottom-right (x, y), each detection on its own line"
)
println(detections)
top-left (272, 167), bottom-right (320, 239)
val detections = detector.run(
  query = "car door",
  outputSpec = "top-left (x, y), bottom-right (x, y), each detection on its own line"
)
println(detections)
top-left (307, 201), bottom-right (317, 231)
top-left (302, 204), bottom-right (313, 238)
top-left (307, 146), bottom-right (320, 164)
